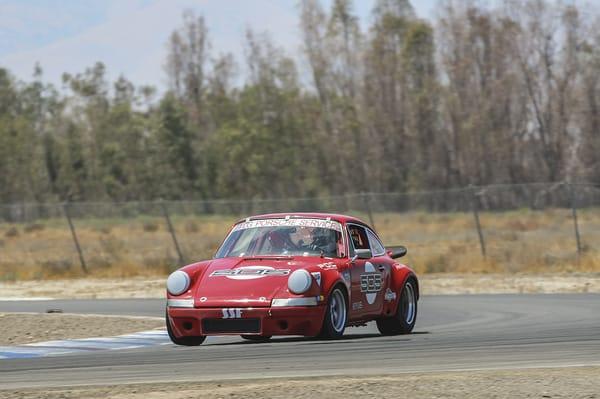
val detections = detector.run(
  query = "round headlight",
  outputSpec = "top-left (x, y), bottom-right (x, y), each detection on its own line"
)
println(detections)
top-left (167, 270), bottom-right (190, 296)
top-left (288, 269), bottom-right (312, 294)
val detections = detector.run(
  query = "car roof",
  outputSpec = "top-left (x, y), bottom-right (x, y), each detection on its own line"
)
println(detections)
top-left (236, 212), bottom-right (372, 229)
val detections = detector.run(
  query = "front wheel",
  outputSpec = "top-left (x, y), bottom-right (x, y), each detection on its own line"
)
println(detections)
top-left (166, 309), bottom-right (206, 346)
top-left (319, 286), bottom-right (347, 339)
top-left (376, 278), bottom-right (418, 335)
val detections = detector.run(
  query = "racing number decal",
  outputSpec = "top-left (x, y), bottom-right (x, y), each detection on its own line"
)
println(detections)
top-left (222, 308), bottom-right (243, 319)
top-left (360, 274), bottom-right (382, 293)
top-left (360, 262), bottom-right (383, 305)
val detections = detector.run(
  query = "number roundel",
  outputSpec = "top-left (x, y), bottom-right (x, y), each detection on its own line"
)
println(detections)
top-left (360, 262), bottom-right (382, 305)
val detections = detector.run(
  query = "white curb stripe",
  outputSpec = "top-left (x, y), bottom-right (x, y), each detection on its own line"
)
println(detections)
top-left (0, 329), bottom-right (169, 359)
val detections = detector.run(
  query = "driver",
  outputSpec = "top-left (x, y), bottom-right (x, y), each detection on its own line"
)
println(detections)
top-left (266, 227), bottom-right (297, 253)
top-left (308, 228), bottom-right (338, 256)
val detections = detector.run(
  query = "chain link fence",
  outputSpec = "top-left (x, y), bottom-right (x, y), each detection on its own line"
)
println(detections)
top-left (0, 182), bottom-right (599, 279)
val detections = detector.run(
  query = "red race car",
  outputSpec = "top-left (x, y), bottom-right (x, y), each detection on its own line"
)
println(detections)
top-left (166, 213), bottom-right (418, 345)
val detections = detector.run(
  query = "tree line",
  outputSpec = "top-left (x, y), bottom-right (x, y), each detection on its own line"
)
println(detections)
top-left (0, 0), bottom-right (598, 204)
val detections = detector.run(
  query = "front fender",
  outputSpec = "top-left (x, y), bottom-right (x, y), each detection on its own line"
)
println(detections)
top-left (312, 266), bottom-right (350, 304)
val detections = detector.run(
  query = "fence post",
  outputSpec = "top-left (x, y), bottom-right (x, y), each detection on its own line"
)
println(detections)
top-left (63, 202), bottom-right (88, 274)
top-left (160, 200), bottom-right (185, 266)
top-left (469, 186), bottom-right (487, 258)
top-left (567, 183), bottom-right (583, 259)
top-left (362, 192), bottom-right (376, 230)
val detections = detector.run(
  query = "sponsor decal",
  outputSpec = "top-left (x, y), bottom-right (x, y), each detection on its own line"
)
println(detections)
top-left (352, 301), bottom-right (363, 311)
top-left (210, 266), bottom-right (290, 280)
top-left (222, 308), bottom-right (243, 319)
top-left (384, 288), bottom-right (397, 302)
top-left (233, 218), bottom-right (342, 232)
top-left (317, 261), bottom-right (337, 270)
top-left (311, 272), bottom-right (322, 286)
top-left (361, 262), bottom-right (382, 305)
top-left (342, 270), bottom-right (351, 285)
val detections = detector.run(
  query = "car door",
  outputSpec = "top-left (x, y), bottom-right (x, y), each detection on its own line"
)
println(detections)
top-left (347, 224), bottom-right (385, 319)
top-left (366, 228), bottom-right (393, 307)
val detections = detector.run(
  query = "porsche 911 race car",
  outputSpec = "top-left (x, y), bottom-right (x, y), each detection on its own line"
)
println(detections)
top-left (166, 213), bottom-right (418, 345)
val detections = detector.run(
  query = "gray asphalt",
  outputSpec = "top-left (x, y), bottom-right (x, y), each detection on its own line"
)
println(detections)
top-left (1, 294), bottom-right (599, 389)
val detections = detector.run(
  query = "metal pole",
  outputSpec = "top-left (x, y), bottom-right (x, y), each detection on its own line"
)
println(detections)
top-left (160, 200), bottom-right (185, 266)
top-left (63, 202), bottom-right (88, 274)
top-left (470, 186), bottom-right (487, 258)
top-left (362, 192), bottom-right (376, 230)
top-left (568, 183), bottom-right (582, 259)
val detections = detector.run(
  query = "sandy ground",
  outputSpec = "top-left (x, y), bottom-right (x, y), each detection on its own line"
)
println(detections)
top-left (1, 273), bottom-right (600, 299)
top-left (0, 313), bottom-right (163, 345)
top-left (422, 272), bottom-right (600, 294)
top-left (1, 367), bottom-right (599, 398)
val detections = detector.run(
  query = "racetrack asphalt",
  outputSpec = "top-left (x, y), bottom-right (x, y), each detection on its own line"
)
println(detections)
top-left (1, 294), bottom-right (599, 389)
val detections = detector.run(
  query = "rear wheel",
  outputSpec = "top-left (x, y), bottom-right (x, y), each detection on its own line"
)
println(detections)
top-left (166, 309), bottom-right (206, 346)
top-left (319, 286), bottom-right (347, 339)
top-left (241, 335), bottom-right (272, 342)
top-left (376, 278), bottom-right (417, 335)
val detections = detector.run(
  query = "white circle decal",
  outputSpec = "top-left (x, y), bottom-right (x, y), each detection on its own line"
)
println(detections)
top-left (365, 262), bottom-right (377, 305)
top-left (210, 266), bottom-right (291, 280)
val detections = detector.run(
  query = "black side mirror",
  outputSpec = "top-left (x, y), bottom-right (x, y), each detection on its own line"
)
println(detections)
top-left (387, 245), bottom-right (407, 259)
top-left (354, 248), bottom-right (372, 260)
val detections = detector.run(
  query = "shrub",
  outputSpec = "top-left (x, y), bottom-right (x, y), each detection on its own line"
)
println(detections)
top-left (95, 226), bottom-right (112, 235)
top-left (4, 227), bottom-right (19, 237)
top-left (143, 222), bottom-right (159, 232)
top-left (42, 259), bottom-right (74, 277)
top-left (185, 221), bottom-right (199, 233)
top-left (24, 223), bottom-right (45, 233)
top-left (99, 237), bottom-right (125, 260)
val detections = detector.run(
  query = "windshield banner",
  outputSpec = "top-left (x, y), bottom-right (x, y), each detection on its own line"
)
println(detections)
top-left (233, 218), bottom-right (342, 232)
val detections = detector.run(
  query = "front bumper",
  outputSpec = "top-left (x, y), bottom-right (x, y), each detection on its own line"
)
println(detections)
top-left (167, 303), bottom-right (327, 338)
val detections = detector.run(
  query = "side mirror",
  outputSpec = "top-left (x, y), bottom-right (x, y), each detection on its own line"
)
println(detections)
top-left (355, 248), bottom-right (372, 260)
top-left (387, 245), bottom-right (407, 259)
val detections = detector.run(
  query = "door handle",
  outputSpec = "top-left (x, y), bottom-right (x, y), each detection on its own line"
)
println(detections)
top-left (378, 265), bottom-right (385, 272)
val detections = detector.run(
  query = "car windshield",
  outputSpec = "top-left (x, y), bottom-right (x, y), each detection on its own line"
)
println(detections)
top-left (215, 218), bottom-right (344, 258)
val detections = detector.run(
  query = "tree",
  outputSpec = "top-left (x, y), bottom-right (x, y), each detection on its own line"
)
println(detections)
top-left (165, 10), bottom-right (210, 131)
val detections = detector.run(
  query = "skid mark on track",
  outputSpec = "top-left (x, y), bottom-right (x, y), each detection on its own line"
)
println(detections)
top-left (0, 330), bottom-right (169, 359)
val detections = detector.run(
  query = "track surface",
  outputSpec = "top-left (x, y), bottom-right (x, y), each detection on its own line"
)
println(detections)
top-left (1, 294), bottom-right (599, 389)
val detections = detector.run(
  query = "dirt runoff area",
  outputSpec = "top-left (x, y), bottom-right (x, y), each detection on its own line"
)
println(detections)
top-left (1, 273), bottom-right (600, 299)
top-left (0, 313), bottom-right (163, 345)
top-left (2, 367), bottom-right (600, 399)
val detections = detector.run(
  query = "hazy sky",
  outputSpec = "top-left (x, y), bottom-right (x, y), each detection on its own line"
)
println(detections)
top-left (0, 0), bottom-right (438, 89)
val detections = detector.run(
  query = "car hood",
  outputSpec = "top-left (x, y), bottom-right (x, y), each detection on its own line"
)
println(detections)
top-left (192, 256), bottom-right (330, 307)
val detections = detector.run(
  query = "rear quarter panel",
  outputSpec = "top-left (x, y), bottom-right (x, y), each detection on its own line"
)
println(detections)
top-left (386, 263), bottom-right (419, 314)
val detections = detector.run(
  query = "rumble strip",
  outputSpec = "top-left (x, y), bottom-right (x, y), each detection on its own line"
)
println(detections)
top-left (0, 330), bottom-right (170, 359)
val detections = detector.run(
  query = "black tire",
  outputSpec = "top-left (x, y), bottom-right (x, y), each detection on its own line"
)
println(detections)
top-left (319, 286), bottom-right (348, 339)
top-left (241, 335), bottom-right (272, 342)
top-left (376, 278), bottom-right (418, 335)
top-left (166, 309), bottom-right (206, 346)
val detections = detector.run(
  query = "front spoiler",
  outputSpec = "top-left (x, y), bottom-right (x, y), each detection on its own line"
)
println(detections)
top-left (167, 305), bottom-right (327, 338)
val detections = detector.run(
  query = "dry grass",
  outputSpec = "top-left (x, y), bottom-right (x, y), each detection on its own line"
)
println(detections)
top-left (1, 209), bottom-right (599, 281)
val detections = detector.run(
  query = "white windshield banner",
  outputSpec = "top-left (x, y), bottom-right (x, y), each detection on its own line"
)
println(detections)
top-left (233, 218), bottom-right (342, 232)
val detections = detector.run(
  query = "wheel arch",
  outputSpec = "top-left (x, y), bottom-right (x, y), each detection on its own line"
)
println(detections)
top-left (324, 279), bottom-right (350, 308)
top-left (389, 265), bottom-right (419, 313)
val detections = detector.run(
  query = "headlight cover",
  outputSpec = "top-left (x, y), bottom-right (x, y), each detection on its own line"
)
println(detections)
top-left (167, 270), bottom-right (190, 296)
top-left (288, 269), bottom-right (313, 294)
